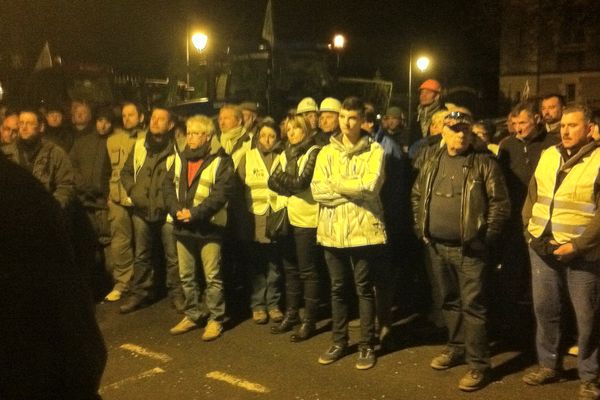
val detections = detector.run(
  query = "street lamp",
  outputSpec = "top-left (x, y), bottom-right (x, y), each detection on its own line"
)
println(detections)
top-left (332, 34), bottom-right (345, 70)
top-left (186, 30), bottom-right (208, 88)
top-left (407, 49), bottom-right (431, 133)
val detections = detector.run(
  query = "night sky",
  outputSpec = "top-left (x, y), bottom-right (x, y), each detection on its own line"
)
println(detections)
top-left (2, 0), bottom-right (500, 112)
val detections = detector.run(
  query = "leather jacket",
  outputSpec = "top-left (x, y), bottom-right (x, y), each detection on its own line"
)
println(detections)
top-left (411, 144), bottom-right (510, 250)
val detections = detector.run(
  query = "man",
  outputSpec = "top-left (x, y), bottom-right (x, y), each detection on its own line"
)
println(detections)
top-left (314, 97), bottom-right (341, 146)
top-left (218, 104), bottom-right (251, 168)
top-left (240, 101), bottom-right (259, 138)
top-left (540, 94), bottom-right (565, 136)
top-left (119, 107), bottom-right (184, 314)
top-left (411, 111), bottom-right (510, 391)
top-left (105, 102), bottom-right (145, 302)
top-left (0, 152), bottom-right (106, 399)
top-left (376, 106), bottom-right (409, 153)
top-left (497, 101), bottom-right (559, 326)
top-left (415, 78), bottom-right (445, 140)
top-left (164, 115), bottom-right (234, 341)
top-left (311, 97), bottom-right (387, 370)
top-left (1, 109), bottom-right (75, 209)
top-left (522, 104), bottom-right (600, 400)
top-left (71, 100), bottom-right (94, 139)
top-left (44, 104), bottom-right (73, 152)
top-left (70, 107), bottom-right (114, 280)
top-left (296, 97), bottom-right (319, 131)
top-left (1, 111), bottom-right (18, 145)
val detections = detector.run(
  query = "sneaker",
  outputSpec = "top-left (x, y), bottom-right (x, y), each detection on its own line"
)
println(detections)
top-left (356, 345), bottom-right (376, 370)
top-left (169, 316), bottom-right (198, 335)
top-left (202, 320), bottom-right (223, 341)
top-left (459, 369), bottom-right (490, 392)
top-left (268, 308), bottom-right (284, 323)
top-left (579, 380), bottom-right (600, 400)
top-left (318, 344), bottom-right (347, 365)
top-left (522, 367), bottom-right (562, 386)
top-left (104, 289), bottom-right (122, 302)
top-left (253, 310), bottom-right (268, 325)
top-left (430, 349), bottom-right (465, 370)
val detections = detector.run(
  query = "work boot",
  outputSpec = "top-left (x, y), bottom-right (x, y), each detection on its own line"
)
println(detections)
top-left (458, 369), bottom-right (490, 392)
top-left (268, 308), bottom-right (284, 323)
top-left (522, 367), bottom-right (563, 386)
top-left (430, 348), bottom-right (465, 370)
top-left (290, 320), bottom-right (316, 342)
top-left (270, 309), bottom-right (300, 334)
top-left (252, 310), bottom-right (268, 325)
top-left (104, 289), bottom-right (122, 302)
top-left (119, 295), bottom-right (148, 314)
top-left (579, 380), bottom-right (600, 400)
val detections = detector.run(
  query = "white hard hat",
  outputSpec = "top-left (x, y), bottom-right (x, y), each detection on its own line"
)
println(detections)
top-left (296, 97), bottom-right (318, 114)
top-left (319, 97), bottom-right (341, 113)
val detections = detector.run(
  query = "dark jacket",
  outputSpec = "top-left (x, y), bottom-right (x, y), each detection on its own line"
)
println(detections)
top-left (120, 134), bottom-right (174, 222)
top-left (497, 127), bottom-right (559, 218)
top-left (0, 153), bottom-right (106, 399)
top-left (70, 132), bottom-right (111, 209)
top-left (268, 136), bottom-right (319, 196)
top-left (1, 139), bottom-right (75, 209)
top-left (163, 144), bottom-right (235, 240)
top-left (45, 126), bottom-right (74, 153)
top-left (411, 144), bottom-right (510, 250)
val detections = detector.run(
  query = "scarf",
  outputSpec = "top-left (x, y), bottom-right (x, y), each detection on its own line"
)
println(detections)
top-left (220, 126), bottom-right (245, 154)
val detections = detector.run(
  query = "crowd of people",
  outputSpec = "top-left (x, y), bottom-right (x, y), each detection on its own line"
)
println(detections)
top-left (2, 78), bottom-right (600, 399)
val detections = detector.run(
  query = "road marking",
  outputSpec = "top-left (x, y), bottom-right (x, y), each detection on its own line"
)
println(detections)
top-left (206, 371), bottom-right (271, 393)
top-left (120, 343), bottom-right (173, 363)
top-left (99, 367), bottom-right (165, 394)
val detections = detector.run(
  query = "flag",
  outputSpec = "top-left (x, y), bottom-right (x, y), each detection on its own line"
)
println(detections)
top-left (35, 41), bottom-right (53, 71)
top-left (521, 80), bottom-right (530, 101)
top-left (262, 0), bottom-right (274, 48)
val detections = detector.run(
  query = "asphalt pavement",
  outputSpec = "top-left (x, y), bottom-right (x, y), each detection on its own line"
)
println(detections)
top-left (97, 299), bottom-right (580, 400)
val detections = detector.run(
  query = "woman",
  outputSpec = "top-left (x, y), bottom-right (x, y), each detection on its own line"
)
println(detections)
top-left (268, 115), bottom-right (322, 342)
top-left (163, 115), bottom-right (234, 342)
top-left (237, 119), bottom-right (286, 324)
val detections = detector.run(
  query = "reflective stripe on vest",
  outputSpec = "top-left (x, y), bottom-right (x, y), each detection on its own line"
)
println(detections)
top-left (172, 151), bottom-right (227, 227)
top-left (528, 146), bottom-right (600, 242)
top-left (280, 145), bottom-right (320, 228)
top-left (244, 148), bottom-right (287, 215)
top-left (132, 131), bottom-right (174, 181)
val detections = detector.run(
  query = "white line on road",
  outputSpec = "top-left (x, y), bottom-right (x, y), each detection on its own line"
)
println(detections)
top-left (206, 371), bottom-right (271, 393)
top-left (119, 343), bottom-right (173, 363)
top-left (99, 367), bottom-right (165, 394)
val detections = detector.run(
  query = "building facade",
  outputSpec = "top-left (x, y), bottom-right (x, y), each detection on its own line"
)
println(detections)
top-left (499, 0), bottom-right (600, 108)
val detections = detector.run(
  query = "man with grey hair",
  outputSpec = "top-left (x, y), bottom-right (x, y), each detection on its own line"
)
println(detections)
top-left (218, 104), bottom-right (251, 168)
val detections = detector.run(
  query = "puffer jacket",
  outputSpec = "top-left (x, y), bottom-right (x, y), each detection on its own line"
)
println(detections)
top-left (311, 132), bottom-right (387, 248)
top-left (411, 144), bottom-right (510, 250)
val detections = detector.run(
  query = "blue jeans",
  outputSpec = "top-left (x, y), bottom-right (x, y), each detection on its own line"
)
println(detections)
top-left (324, 246), bottom-right (384, 347)
top-left (249, 242), bottom-right (282, 311)
top-left (529, 247), bottom-right (600, 381)
top-left (428, 243), bottom-right (490, 371)
top-left (130, 215), bottom-right (181, 300)
top-left (176, 236), bottom-right (225, 322)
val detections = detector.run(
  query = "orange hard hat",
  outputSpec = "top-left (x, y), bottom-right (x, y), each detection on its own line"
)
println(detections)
top-left (419, 79), bottom-right (442, 93)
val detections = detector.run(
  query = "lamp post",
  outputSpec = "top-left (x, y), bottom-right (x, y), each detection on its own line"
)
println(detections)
top-left (186, 31), bottom-right (208, 88)
top-left (333, 34), bottom-right (345, 71)
top-left (407, 47), bottom-right (430, 133)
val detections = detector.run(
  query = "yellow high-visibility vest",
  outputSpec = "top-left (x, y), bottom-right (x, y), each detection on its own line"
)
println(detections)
top-left (244, 148), bottom-right (287, 215)
top-left (279, 145), bottom-right (320, 228)
top-left (528, 146), bottom-right (600, 243)
top-left (171, 151), bottom-right (227, 227)
top-left (132, 131), bottom-right (174, 181)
